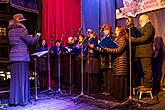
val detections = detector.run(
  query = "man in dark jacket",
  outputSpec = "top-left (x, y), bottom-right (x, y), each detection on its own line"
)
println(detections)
top-left (131, 14), bottom-right (155, 90)
top-left (125, 17), bottom-right (143, 87)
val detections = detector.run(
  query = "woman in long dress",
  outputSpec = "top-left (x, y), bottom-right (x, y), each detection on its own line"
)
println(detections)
top-left (8, 14), bottom-right (40, 106)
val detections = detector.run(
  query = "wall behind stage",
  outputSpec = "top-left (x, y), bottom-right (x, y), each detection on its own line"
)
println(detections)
top-left (82, 0), bottom-right (116, 39)
top-left (42, 0), bottom-right (81, 46)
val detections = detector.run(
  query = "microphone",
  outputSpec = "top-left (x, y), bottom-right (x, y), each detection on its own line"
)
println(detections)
top-left (99, 26), bottom-right (104, 32)
top-left (99, 25), bottom-right (105, 32)
top-left (36, 33), bottom-right (41, 36)
top-left (99, 27), bottom-right (104, 32)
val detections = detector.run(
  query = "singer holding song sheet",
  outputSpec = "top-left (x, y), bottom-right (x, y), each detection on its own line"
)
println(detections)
top-left (37, 39), bottom-right (48, 91)
top-left (8, 14), bottom-right (41, 106)
top-left (99, 24), bottom-right (115, 96)
top-left (97, 26), bottom-right (128, 101)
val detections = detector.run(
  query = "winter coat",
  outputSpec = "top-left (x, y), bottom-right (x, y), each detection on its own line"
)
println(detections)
top-left (99, 34), bottom-right (115, 69)
top-left (8, 20), bottom-right (40, 62)
top-left (104, 36), bottom-right (128, 76)
top-left (131, 22), bottom-right (155, 58)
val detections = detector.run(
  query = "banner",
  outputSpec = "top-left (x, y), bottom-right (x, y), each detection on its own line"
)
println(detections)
top-left (116, 0), bottom-right (165, 19)
top-left (0, 0), bottom-right (9, 3)
top-left (10, 0), bottom-right (38, 14)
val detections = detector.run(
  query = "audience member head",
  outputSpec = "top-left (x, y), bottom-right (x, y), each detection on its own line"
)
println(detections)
top-left (115, 26), bottom-right (126, 37)
top-left (78, 34), bottom-right (85, 43)
top-left (68, 36), bottom-right (73, 43)
top-left (86, 28), bottom-right (93, 37)
top-left (103, 24), bottom-right (112, 36)
top-left (73, 34), bottom-right (78, 41)
top-left (93, 32), bottom-right (97, 39)
top-left (139, 14), bottom-right (150, 27)
top-left (13, 14), bottom-right (26, 23)
top-left (41, 39), bottom-right (48, 47)
top-left (89, 32), bottom-right (97, 39)
top-left (55, 40), bottom-right (61, 46)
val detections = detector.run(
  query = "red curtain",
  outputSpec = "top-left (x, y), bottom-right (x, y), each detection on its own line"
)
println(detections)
top-left (42, 0), bottom-right (81, 46)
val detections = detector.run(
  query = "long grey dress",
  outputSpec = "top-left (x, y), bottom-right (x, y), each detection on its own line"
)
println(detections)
top-left (8, 20), bottom-right (40, 106)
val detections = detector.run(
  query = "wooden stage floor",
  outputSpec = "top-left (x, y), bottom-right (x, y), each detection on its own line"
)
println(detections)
top-left (1, 89), bottom-right (165, 110)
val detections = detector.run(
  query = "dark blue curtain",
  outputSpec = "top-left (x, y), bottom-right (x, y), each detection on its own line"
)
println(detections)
top-left (99, 0), bottom-right (116, 30)
top-left (82, 0), bottom-right (116, 39)
top-left (82, 0), bottom-right (99, 35)
top-left (115, 0), bottom-right (124, 9)
top-left (10, 0), bottom-right (38, 13)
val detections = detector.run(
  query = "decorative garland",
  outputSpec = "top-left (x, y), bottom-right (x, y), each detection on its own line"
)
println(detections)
top-left (0, 0), bottom-right (9, 3)
top-left (10, 0), bottom-right (39, 14)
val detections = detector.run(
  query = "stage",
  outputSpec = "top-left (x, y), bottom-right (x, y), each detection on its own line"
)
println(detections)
top-left (1, 88), bottom-right (165, 110)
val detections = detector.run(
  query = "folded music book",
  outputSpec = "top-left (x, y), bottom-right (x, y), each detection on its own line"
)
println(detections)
top-left (71, 46), bottom-right (88, 56)
top-left (31, 50), bottom-right (48, 58)
top-left (99, 37), bottom-right (118, 48)
top-left (71, 47), bottom-right (81, 55)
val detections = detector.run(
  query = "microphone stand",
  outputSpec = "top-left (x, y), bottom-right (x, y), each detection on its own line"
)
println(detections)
top-left (111, 26), bottom-right (148, 109)
top-left (31, 51), bottom-right (51, 102)
top-left (69, 51), bottom-right (72, 95)
top-left (65, 45), bottom-right (73, 95)
top-left (40, 42), bottom-right (56, 94)
top-left (30, 53), bottom-right (39, 101)
top-left (72, 45), bottom-right (95, 101)
top-left (55, 49), bottom-right (63, 94)
top-left (0, 101), bottom-right (7, 110)
top-left (34, 58), bottom-right (38, 100)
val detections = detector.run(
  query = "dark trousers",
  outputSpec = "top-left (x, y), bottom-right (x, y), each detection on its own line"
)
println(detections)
top-left (103, 69), bottom-right (113, 93)
top-left (152, 57), bottom-right (163, 94)
top-left (73, 60), bottom-right (87, 90)
top-left (133, 59), bottom-right (143, 87)
top-left (113, 75), bottom-right (128, 100)
top-left (39, 71), bottom-right (48, 90)
top-left (135, 58), bottom-right (153, 88)
top-left (87, 73), bottom-right (99, 94)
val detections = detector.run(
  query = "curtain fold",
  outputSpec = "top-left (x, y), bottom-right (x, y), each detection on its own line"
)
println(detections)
top-left (82, 0), bottom-right (116, 39)
top-left (115, 0), bottom-right (124, 9)
top-left (99, 0), bottom-right (116, 30)
top-left (82, 0), bottom-right (99, 35)
top-left (42, 0), bottom-right (81, 46)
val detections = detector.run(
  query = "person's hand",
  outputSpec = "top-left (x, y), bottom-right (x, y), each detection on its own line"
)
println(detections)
top-left (96, 47), bottom-right (100, 51)
top-left (36, 33), bottom-right (41, 36)
top-left (153, 45), bottom-right (155, 51)
top-left (89, 49), bottom-right (93, 53)
top-left (29, 35), bottom-right (33, 37)
top-left (125, 34), bottom-right (129, 40)
top-left (51, 50), bottom-right (54, 53)
top-left (96, 46), bottom-right (105, 52)
top-left (58, 50), bottom-right (61, 54)
top-left (131, 37), bottom-right (135, 41)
